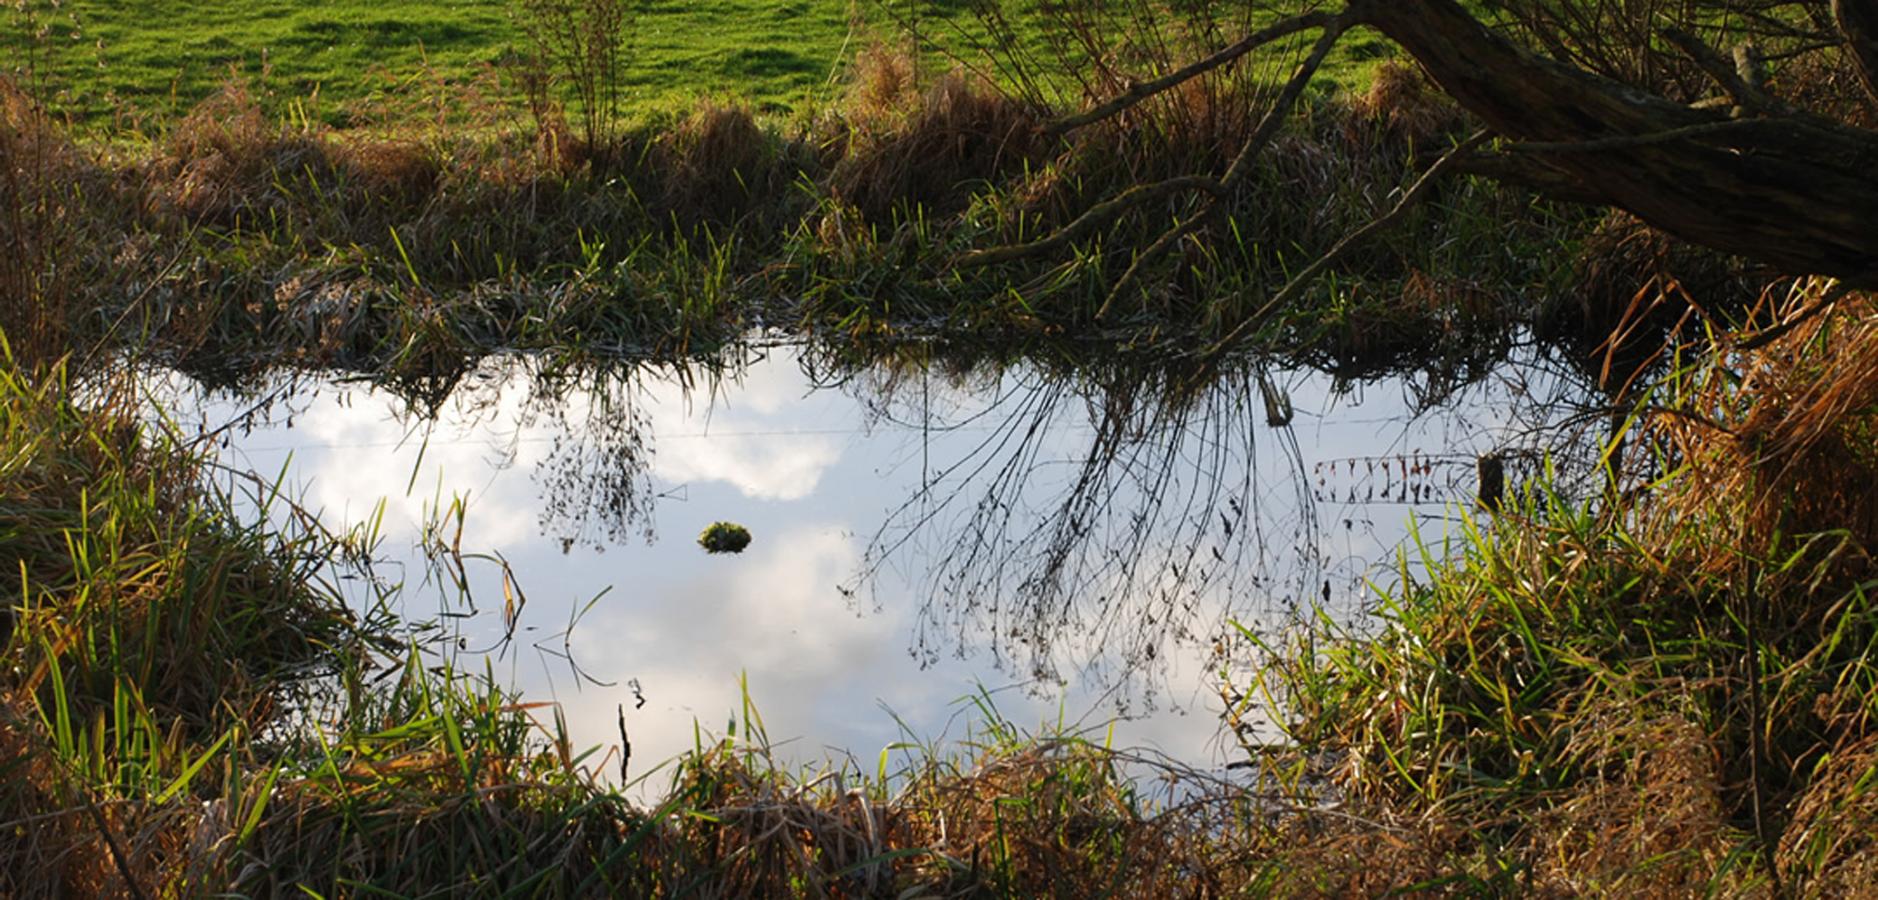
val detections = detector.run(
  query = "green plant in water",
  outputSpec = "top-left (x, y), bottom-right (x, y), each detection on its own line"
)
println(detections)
top-left (697, 521), bottom-right (752, 554)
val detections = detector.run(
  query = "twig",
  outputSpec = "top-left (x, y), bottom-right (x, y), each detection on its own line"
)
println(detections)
top-left (1094, 16), bottom-right (1353, 319)
top-left (1042, 11), bottom-right (1341, 137)
top-left (1206, 129), bottom-right (1490, 356)
top-left (954, 10), bottom-right (1353, 275)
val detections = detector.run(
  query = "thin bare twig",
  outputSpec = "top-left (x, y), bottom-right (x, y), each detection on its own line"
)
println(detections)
top-left (1207, 129), bottom-right (1491, 356)
top-left (954, 10), bottom-right (1353, 276)
top-left (1095, 16), bottom-right (1354, 320)
top-left (1042, 11), bottom-right (1341, 137)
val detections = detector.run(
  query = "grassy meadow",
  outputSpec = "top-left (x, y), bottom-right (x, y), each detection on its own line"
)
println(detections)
top-left (7, 0), bottom-right (1395, 128)
top-left (11, 0), bottom-right (853, 125)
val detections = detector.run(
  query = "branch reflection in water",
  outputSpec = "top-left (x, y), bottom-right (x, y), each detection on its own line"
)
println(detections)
top-left (153, 333), bottom-right (1605, 765)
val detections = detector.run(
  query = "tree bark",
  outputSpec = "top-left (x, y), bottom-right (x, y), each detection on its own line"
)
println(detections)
top-left (1837, 0), bottom-right (1878, 108)
top-left (1349, 0), bottom-right (1878, 286)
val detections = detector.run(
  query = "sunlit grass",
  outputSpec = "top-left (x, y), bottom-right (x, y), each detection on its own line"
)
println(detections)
top-left (6, 0), bottom-right (1395, 130)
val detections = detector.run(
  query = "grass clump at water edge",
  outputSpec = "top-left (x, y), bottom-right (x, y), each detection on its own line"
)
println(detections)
top-left (1244, 281), bottom-right (1878, 894)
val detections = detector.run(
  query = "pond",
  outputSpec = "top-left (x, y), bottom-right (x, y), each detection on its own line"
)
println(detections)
top-left (146, 338), bottom-right (1591, 795)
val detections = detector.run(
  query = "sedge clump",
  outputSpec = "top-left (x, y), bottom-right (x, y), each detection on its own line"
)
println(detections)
top-left (698, 521), bottom-right (753, 554)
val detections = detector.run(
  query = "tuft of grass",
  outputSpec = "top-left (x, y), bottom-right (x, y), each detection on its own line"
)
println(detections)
top-left (829, 65), bottom-right (1044, 224)
top-left (1, 351), bottom-right (356, 745)
top-left (697, 521), bottom-right (753, 554)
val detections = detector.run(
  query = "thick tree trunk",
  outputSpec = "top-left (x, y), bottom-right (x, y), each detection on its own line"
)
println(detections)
top-left (1348, 0), bottom-right (1878, 286)
top-left (1837, 0), bottom-right (1878, 107)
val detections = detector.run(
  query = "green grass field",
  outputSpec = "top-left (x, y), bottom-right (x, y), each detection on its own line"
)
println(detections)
top-left (9, 0), bottom-right (867, 124)
top-left (6, 1), bottom-right (1392, 129)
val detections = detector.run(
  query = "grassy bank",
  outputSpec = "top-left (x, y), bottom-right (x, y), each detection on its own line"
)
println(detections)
top-left (4, 52), bottom-right (1728, 398)
top-left (1238, 278), bottom-right (1878, 893)
top-left (16, 286), bottom-right (1878, 895)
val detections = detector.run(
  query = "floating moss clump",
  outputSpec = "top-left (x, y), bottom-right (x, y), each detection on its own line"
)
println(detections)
top-left (698, 521), bottom-right (753, 554)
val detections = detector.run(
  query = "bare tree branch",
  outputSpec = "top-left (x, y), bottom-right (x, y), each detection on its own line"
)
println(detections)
top-left (1348, 0), bottom-right (1878, 287)
top-left (1208, 129), bottom-right (1490, 355)
top-left (956, 11), bottom-right (1355, 306)
top-left (1095, 16), bottom-right (1353, 319)
top-left (1041, 11), bottom-right (1341, 138)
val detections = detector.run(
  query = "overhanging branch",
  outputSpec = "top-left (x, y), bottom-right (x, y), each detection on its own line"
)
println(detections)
top-left (956, 10), bottom-right (1355, 291)
top-left (1347, 0), bottom-right (1878, 286)
top-left (1041, 11), bottom-right (1341, 138)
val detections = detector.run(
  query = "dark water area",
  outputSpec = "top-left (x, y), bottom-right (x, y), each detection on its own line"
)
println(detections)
top-left (143, 337), bottom-right (1599, 794)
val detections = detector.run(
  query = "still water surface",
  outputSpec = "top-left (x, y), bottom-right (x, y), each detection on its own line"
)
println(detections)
top-left (150, 342), bottom-right (1574, 794)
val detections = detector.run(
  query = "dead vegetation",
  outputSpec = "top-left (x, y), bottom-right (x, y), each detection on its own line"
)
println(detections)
top-left (830, 60), bottom-right (1045, 223)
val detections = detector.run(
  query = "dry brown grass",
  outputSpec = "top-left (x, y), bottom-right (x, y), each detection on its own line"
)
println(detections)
top-left (1540, 210), bottom-right (1759, 393)
top-left (891, 741), bottom-right (1185, 896)
top-left (155, 79), bottom-right (450, 230)
top-left (1526, 711), bottom-right (1740, 896)
top-left (0, 697), bottom-right (93, 898)
top-left (831, 65), bottom-right (1043, 223)
top-left (1344, 60), bottom-right (1470, 156)
top-left (158, 80), bottom-right (325, 224)
top-left (654, 102), bottom-right (807, 229)
top-left (0, 690), bottom-right (218, 898)
top-left (1779, 735), bottom-right (1878, 894)
top-left (1646, 280), bottom-right (1878, 587)
top-left (843, 42), bottom-right (917, 135)
top-left (0, 76), bottom-right (128, 367)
